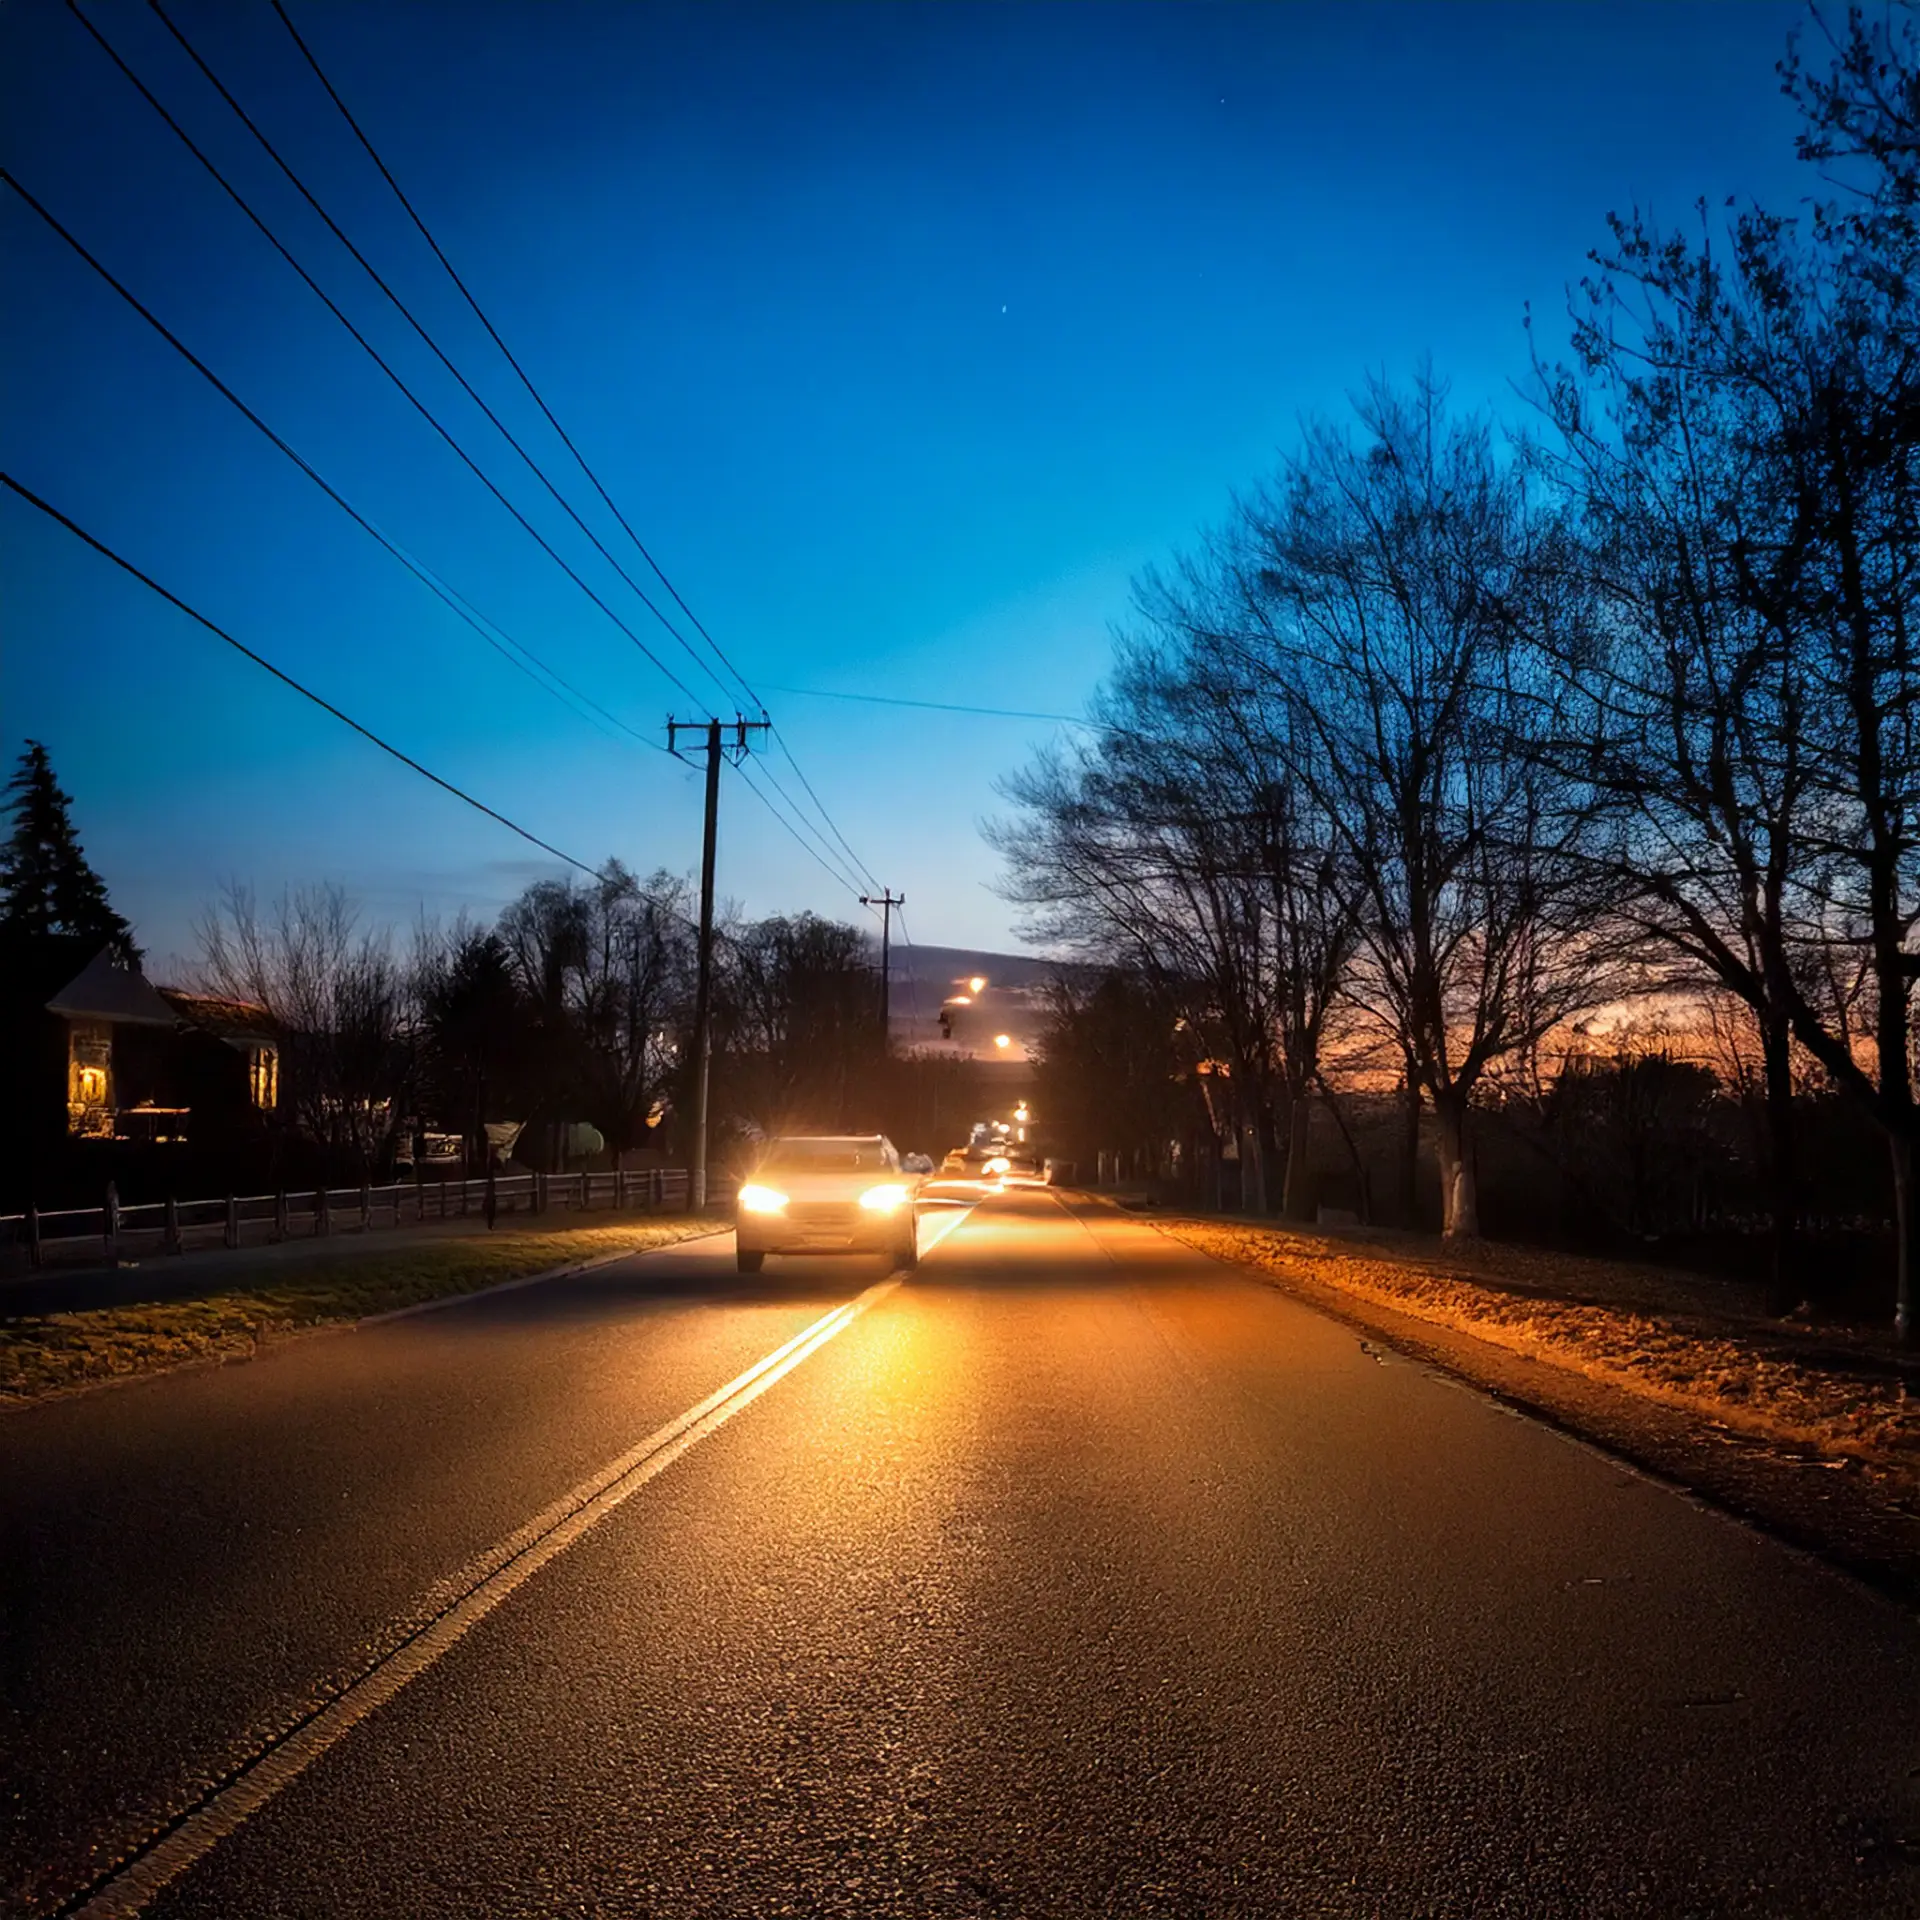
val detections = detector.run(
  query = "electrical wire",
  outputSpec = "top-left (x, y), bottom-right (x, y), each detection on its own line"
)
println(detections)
top-left (268, 0), bottom-right (762, 716)
top-left (77, 0), bottom-right (902, 924)
top-left (760, 681), bottom-right (1121, 731)
top-left (14, 142), bottom-right (870, 920)
top-left (4, 472), bottom-right (601, 877)
top-left (750, 762), bottom-right (873, 898)
top-left (740, 762), bottom-right (875, 904)
top-left (734, 762), bottom-right (880, 909)
top-left (257, 1), bottom-right (904, 907)
top-left (770, 727), bottom-right (882, 894)
top-left (66, 0), bottom-right (709, 707)
top-left (3, 171), bottom-right (664, 758)
top-left (145, 0), bottom-right (739, 713)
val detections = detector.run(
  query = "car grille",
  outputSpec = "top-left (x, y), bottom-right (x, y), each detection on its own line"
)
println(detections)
top-left (787, 1201), bottom-right (859, 1230)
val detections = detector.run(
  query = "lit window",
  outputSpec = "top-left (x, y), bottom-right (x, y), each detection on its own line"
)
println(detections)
top-left (249, 1046), bottom-right (278, 1109)
top-left (68, 1055), bottom-right (112, 1137)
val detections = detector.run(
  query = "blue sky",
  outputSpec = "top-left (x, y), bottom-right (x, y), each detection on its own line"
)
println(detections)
top-left (2, 0), bottom-right (1814, 975)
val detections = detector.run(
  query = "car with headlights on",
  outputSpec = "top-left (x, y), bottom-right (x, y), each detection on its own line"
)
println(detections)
top-left (734, 1134), bottom-right (922, 1274)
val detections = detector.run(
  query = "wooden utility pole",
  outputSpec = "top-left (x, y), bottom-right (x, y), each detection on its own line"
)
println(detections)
top-left (669, 715), bottom-right (768, 1207)
top-left (860, 889), bottom-right (904, 1046)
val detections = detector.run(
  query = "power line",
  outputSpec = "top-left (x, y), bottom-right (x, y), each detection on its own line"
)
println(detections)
top-left (3, 170), bottom-right (664, 759)
top-left (66, 0), bottom-right (709, 707)
top-left (72, 0), bottom-right (901, 932)
top-left (256, 2), bottom-right (904, 911)
top-left (268, 0), bottom-right (762, 715)
top-left (8, 175), bottom-right (875, 924)
top-left (3, 472), bottom-right (600, 876)
top-left (735, 763), bottom-right (878, 910)
top-left (751, 760), bottom-right (874, 898)
top-left (771, 728), bottom-right (882, 894)
top-left (761, 681), bottom-right (1120, 731)
top-left (145, 0), bottom-right (740, 713)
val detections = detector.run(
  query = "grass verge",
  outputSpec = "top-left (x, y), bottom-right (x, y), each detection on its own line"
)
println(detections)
top-left (1148, 1212), bottom-right (1920, 1498)
top-left (0, 1218), bottom-right (714, 1408)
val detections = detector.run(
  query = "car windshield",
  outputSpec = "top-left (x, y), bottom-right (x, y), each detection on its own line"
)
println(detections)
top-left (762, 1141), bottom-right (889, 1172)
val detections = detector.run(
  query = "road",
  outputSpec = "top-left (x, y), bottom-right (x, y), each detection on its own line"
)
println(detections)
top-left (5, 1182), bottom-right (1917, 1918)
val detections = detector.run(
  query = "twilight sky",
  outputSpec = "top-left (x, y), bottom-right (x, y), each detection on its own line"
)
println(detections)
top-left (2, 0), bottom-right (1813, 977)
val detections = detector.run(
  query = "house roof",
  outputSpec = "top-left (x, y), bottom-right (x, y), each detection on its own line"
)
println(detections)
top-left (45, 948), bottom-right (180, 1027)
top-left (160, 989), bottom-right (275, 1044)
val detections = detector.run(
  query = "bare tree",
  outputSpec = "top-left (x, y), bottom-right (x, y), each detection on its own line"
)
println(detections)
top-left (1217, 373), bottom-right (1621, 1236)
top-left (194, 882), bottom-right (416, 1171)
top-left (1529, 206), bottom-right (1823, 1307)
top-left (496, 863), bottom-right (695, 1157)
top-left (995, 628), bottom-right (1357, 1216)
top-left (1029, 965), bottom-right (1195, 1183)
top-left (1529, 5), bottom-right (1920, 1333)
top-left (717, 912), bottom-right (881, 1133)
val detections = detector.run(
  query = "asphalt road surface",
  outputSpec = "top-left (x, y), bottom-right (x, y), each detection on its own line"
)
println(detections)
top-left (5, 1182), bottom-right (1917, 1918)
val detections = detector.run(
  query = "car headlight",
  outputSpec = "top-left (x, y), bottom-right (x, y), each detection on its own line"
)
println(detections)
top-left (984, 1156), bottom-right (1010, 1175)
top-left (738, 1183), bottom-right (789, 1214)
top-left (858, 1182), bottom-right (910, 1212)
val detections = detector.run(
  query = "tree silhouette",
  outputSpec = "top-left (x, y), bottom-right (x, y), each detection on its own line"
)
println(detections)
top-left (0, 741), bottom-right (138, 962)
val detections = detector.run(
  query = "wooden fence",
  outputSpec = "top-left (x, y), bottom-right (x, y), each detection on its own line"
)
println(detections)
top-left (0, 1169), bottom-right (693, 1275)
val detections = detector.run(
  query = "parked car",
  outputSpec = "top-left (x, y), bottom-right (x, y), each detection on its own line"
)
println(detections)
top-left (734, 1134), bottom-right (922, 1274)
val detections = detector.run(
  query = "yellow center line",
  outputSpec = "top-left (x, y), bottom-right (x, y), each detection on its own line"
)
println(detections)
top-left (71, 1267), bottom-right (918, 1919)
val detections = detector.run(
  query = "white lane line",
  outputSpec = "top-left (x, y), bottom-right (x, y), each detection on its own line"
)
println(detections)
top-left (395, 1203), bottom-right (975, 1626)
top-left (72, 1277), bottom-right (903, 1920)
top-left (914, 1201), bottom-right (975, 1260)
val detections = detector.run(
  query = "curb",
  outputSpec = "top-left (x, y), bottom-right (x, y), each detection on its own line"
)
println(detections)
top-left (356, 1226), bottom-right (730, 1327)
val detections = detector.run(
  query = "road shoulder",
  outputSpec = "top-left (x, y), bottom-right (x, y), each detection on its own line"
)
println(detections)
top-left (1087, 1198), bottom-right (1920, 1610)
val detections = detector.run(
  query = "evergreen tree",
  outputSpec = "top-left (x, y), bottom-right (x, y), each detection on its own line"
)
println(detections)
top-left (0, 741), bottom-right (139, 961)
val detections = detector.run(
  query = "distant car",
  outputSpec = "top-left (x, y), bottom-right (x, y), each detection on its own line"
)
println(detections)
top-left (902, 1152), bottom-right (935, 1175)
top-left (953, 1146), bottom-right (1011, 1182)
top-left (734, 1134), bottom-right (921, 1274)
top-left (941, 1150), bottom-right (969, 1174)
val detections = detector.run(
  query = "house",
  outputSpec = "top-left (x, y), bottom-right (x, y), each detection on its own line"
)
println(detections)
top-left (0, 937), bottom-right (176, 1162)
top-left (159, 989), bottom-right (281, 1135)
top-left (0, 940), bottom-right (281, 1208)
top-left (47, 945), bottom-right (188, 1142)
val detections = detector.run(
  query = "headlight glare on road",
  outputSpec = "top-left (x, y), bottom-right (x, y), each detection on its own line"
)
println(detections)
top-left (738, 1183), bottom-right (789, 1214)
top-left (858, 1182), bottom-right (910, 1212)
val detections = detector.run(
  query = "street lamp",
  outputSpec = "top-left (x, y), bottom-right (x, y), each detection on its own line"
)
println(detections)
top-left (994, 1034), bottom-right (1011, 1050)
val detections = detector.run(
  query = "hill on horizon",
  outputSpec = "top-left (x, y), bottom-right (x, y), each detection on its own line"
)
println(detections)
top-left (884, 941), bottom-right (1092, 1061)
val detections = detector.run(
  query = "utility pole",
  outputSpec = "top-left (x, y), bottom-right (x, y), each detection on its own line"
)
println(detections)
top-left (669, 714), bottom-right (768, 1207)
top-left (861, 889), bottom-right (904, 1047)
